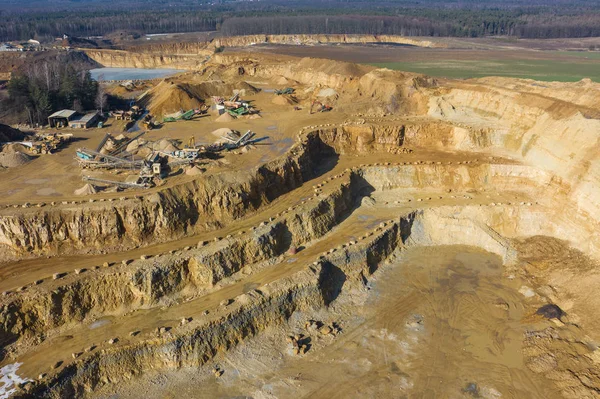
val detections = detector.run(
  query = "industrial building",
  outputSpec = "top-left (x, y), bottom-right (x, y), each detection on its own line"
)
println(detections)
top-left (48, 110), bottom-right (100, 128)
top-left (48, 110), bottom-right (77, 128)
top-left (69, 112), bottom-right (101, 129)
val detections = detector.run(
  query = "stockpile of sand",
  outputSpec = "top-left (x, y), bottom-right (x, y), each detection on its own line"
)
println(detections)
top-left (0, 151), bottom-right (32, 168)
top-left (216, 113), bottom-right (235, 122)
top-left (275, 76), bottom-right (298, 86)
top-left (140, 80), bottom-right (259, 117)
top-left (272, 95), bottom-right (295, 105)
top-left (1, 143), bottom-right (29, 154)
top-left (138, 81), bottom-right (204, 118)
top-left (211, 128), bottom-right (234, 138)
top-left (246, 114), bottom-right (262, 120)
top-left (126, 139), bottom-right (147, 154)
top-left (150, 138), bottom-right (179, 153)
top-left (317, 88), bottom-right (338, 98)
top-left (74, 183), bottom-right (98, 196)
top-left (185, 165), bottom-right (205, 176)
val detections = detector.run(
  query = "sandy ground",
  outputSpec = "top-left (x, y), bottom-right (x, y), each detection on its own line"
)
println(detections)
top-left (0, 86), bottom-right (345, 205)
top-left (92, 246), bottom-right (561, 399)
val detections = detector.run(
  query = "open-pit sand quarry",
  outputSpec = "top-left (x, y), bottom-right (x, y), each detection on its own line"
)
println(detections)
top-left (3, 43), bottom-right (600, 398)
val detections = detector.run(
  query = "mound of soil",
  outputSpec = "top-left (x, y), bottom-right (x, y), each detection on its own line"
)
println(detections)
top-left (150, 138), bottom-right (179, 153)
top-left (272, 95), bottom-right (296, 106)
top-left (74, 183), bottom-right (98, 196)
top-left (211, 128), bottom-right (234, 138)
top-left (140, 80), bottom-right (259, 117)
top-left (317, 88), bottom-right (338, 98)
top-left (125, 139), bottom-right (147, 154)
top-left (0, 151), bottom-right (33, 168)
top-left (2, 143), bottom-right (28, 154)
top-left (0, 124), bottom-right (25, 143)
top-left (216, 113), bottom-right (235, 122)
top-left (185, 166), bottom-right (205, 176)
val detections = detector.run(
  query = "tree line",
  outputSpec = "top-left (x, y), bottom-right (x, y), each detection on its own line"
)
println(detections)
top-left (0, 11), bottom-right (221, 42)
top-left (2, 54), bottom-right (98, 126)
top-left (3, 1), bottom-right (600, 43)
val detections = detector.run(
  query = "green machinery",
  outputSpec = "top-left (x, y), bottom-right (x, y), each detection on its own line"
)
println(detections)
top-left (163, 109), bottom-right (197, 123)
top-left (275, 87), bottom-right (295, 95)
top-left (227, 107), bottom-right (252, 117)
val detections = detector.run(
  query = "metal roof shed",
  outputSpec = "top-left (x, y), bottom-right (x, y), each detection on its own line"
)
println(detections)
top-left (48, 110), bottom-right (77, 128)
top-left (69, 112), bottom-right (100, 129)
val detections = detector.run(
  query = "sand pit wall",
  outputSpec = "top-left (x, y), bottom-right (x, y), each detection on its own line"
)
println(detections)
top-left (0, 182), bottom-right (355, 355)
top-left (15, 214), bottom-right (411, 398)
top-left (428, 84), bottom-right (600, 222)
top-left (21, 266), bottom-right (325, 398)
top-left (0, 133), bottom-right (335, 260)
top-left (18, 202), bottom-right (580, 398)
top-left (358, 163), bottom-right (551, 194)
top-left (0, 121), bottom-right (567, 261)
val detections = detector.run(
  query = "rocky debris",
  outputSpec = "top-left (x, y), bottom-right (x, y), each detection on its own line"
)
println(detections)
top-left (51, 361), bottom-right (63, 370)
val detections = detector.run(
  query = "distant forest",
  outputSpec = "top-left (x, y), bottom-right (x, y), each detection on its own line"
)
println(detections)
top-left (3, 0), bottom-right (600, 41)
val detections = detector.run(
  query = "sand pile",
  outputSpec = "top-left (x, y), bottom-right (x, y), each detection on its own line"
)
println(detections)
top-left (246, 114), bottom-right (262, 120)
top-left (272, 95), bottom-right (296, 105)
top-left (211, 128), bottom-right (234, 138)
top-left (216, 113), bottom-right (235, 122)
top-left (151, 138), bottom-right (179, 153)
top-left (185, 166), bottom-right (205, 176)
top-left (2, 143), bottom-right (29, 154)
top-left (0, 151), bottom-right (32, 168)
top-left (317, 88), bottom-right (338, 98)
top-left (275, 76), bottom-right (298, 86)
top-left (74, 183), bottom-right (98, 196)
top-left (126, 139), bottom-right (147, 154)
top-left (140, 80), bottom-right (259, 117)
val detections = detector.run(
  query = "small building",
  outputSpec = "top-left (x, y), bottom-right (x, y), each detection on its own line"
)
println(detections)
top-left (48, 110), bottom-right (77, 128)
top-left (69, 112), bottom-right (101, 129)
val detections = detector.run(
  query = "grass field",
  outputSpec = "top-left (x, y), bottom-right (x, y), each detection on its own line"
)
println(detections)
top-left (372, 58), bottom-right (600, 82)
top-left (239, 42), bottom-right (600, 83)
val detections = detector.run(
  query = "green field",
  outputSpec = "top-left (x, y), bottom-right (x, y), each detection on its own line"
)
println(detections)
top-left (371, 59), bottom-right (600, 82)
